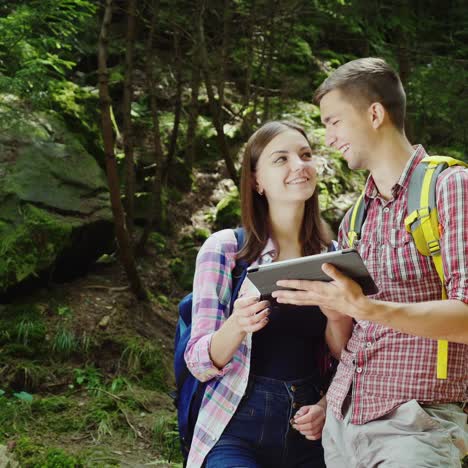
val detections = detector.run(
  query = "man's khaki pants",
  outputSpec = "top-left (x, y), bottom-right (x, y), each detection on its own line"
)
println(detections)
top-left (322, 399), bottom-right (467, 468)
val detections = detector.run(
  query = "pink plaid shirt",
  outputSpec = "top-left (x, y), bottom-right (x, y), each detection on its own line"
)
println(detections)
top-left (329, 145), bottom-right (468, 424)
top-left (185, 229), bottom-right (336, 466)
top-left (184, 229), bottom-right (277, 468)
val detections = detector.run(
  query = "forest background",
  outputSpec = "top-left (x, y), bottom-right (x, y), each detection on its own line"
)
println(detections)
top-left (0, 0), bottom-right (467, 466)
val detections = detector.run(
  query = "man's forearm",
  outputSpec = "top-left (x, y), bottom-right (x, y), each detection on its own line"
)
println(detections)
top-left (362, 298), bottom-right (468, 344)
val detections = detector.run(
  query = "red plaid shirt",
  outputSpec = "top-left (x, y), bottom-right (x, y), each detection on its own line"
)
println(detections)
top-left (329, 145), bottom-right (468, 424)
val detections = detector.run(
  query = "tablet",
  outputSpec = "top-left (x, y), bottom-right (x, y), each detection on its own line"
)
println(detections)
top-left (246, 248), bottom-right (378, 296)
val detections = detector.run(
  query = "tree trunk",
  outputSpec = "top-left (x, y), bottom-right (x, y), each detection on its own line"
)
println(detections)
top-left (163, 29), bottom-right (183, 185)
top-left (137, 0), bottom-right (165, 253)
top-left (197, 0), bottom-right (239, 187)
top-left (185, 55), bottom-right (201, 170)
top-left (217, 0), bottom-right (230, 124)
top-left (98, 0), bottom-right (147, 300)
top-left (262, 0), bottom-right (278, 123)
top-left (243, 0), bottom-right (257, 109)
top-left (250, 28), bottom-right (268, 129)
top-left (239, 1), bottom-right (258, 138)
top-left (122, 0), bottom-right (137, 236)
top-left (397, 0), bottom-right (412, 139)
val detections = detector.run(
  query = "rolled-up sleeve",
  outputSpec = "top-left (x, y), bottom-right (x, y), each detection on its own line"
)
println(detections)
top-left (437, 167), bottom-right (468, 304)
top-left (184, 229), bottom-right (238, 382)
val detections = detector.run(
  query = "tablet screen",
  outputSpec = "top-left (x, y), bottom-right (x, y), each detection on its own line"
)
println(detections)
top-left (246, 248), bottom-right (378, 296)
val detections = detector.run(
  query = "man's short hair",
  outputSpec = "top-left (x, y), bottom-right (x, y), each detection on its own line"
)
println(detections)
top-left (314, 58), bottom-right (406, 132)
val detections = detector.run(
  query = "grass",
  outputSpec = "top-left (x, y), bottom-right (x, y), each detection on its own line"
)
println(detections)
top-left (13, 436), bottom-right (84, 467)
top-left (152, 414), bottom-right (183, 465)
top-left (52, 325), bottom-right (77, 356)
top-left (119, 338), bottom-right (168, 392)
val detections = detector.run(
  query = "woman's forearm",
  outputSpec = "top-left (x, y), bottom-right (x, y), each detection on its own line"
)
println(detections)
top-left (325, 316), bottom-right (353, 359)
top-left (209, 316), bottom-right (246, 369)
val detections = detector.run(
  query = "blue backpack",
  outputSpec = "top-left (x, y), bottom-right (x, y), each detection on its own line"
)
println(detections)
top-left (173, 228), bottom-right (248, 460)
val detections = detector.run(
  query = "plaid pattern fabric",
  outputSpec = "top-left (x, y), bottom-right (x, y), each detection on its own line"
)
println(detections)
top-left (329, 145), bottom-right (468, 425)
top-left (184, 229), bottom-right (276, 468)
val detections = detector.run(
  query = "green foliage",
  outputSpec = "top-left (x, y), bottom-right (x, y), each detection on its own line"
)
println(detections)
top-left (31, 396), bottom-right (82, 434)
top-left (52, 325), bottom-right (77, 357)
top-left (14, 362), bottom-right (46, 392)
top-left (56, 305), bottom-right (73, 318)
top-left (73, 366), bottom-right (103, 395)
top-left (407, 58), bottom-right (468, 153)
top-left (214, 187), bottom-right (241, 230)
top-left (281, 101), bottom-right (322, 133)
top-left (32, 396), bottom-right (70, 414)
top-left (120, 339), bottom-right (168, 391)
top-left (13, 391), bottom-right (34, 403)
top-left (0, 304), bottom-right (46, 353)
top-left (0, 392), bottom-right (32, 438)
top-left (12, 436), bottom-right (84, 467)
top-left (0, 0), bottom-right (96, 106)
top-left (193, 228), bottom-right (211, 242)
top-left (79, 331), bottom-right (93, 354)
top-left (48, 81), bottom-right (102, 158)
top-left (152, 414), bottom-right (183, 464)
top-left (109, 376), bottom-right (132, 394)
top-left (149, 232), bottom-right (167, 254)
top-left (84, 395), bottom-right (121, 441)
top-left (156, 294), bottom-right (170, 307)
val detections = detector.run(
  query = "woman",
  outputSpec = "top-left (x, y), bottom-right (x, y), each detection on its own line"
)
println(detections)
top-left (185, 121), bottom-right (350, 467)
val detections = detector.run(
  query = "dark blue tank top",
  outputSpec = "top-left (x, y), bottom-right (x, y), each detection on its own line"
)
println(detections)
top-left (250, 297), bottom-right (327, 380)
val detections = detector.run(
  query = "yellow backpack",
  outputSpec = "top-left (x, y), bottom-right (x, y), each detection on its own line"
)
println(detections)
top-left (347, 156), bottom-right (468, 379)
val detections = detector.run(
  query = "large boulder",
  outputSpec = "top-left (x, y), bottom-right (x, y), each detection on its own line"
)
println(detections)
top-left (0, 98), bottom-right (114, 293)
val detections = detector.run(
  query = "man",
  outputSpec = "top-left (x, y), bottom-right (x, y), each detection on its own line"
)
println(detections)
top-left (272, 58), bottom-right (468, 467)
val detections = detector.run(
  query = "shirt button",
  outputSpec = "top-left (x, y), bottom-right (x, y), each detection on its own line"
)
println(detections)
top-left (366, 342), bottom-right (372, 348)
top-left (356, 367), bottom-right (363, 373)
top-left (383, 207), bottom-right (390, 213)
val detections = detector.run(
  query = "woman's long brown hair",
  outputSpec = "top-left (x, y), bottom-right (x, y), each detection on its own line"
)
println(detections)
top-left (237, 121), bottom-right (331, 264)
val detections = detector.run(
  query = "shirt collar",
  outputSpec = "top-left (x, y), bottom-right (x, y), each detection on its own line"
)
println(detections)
top-left (363, 144), bottom-right (427, 201)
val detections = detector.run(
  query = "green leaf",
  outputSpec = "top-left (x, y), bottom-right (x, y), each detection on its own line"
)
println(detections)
top-left (13, 391), bottom-right (33, 403)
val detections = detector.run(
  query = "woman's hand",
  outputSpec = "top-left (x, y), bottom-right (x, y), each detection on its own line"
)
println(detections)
top-left (229, 296), bottom-right (270, 335)
top-left (291, 403), bottom-right (326, 440)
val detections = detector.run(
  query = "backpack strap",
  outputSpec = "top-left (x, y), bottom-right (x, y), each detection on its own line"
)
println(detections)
top-left (174, 229), bottom-right (248, 398)
top-left (347, 156), bottom-right (467, 380)
top-left (347, 192), bottom-right (366, 248)
top-left (404, 156), bottom-right (467, 379)
top-left (230, 228), bottom-right (248, 312)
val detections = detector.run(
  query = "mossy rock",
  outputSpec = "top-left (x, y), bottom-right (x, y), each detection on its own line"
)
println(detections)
top-left (0, 98), bottom-right (114, 292)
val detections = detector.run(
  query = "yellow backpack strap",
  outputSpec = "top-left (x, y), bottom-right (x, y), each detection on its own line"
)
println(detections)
top-left (347, 192), bottom-right (366, 248)
top-left (404, 156), bottom-right (468, 379)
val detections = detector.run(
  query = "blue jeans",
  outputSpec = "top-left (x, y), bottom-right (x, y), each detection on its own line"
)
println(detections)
top-left (205, 375), bottom-right (326, 468)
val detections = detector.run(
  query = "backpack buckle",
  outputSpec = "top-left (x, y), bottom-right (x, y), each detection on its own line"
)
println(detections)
top-left (427, 239), bottom-right (441, 255)
top-left (417, 206), bottom-right (430, 220)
